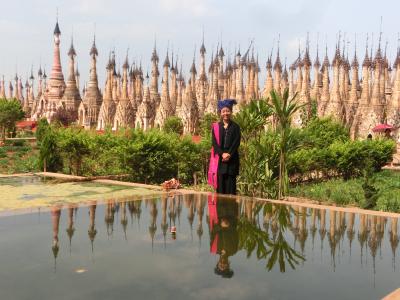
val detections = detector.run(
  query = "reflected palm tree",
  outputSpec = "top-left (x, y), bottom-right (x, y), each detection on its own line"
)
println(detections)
top-left (236, 201), bottom-right (304, 273)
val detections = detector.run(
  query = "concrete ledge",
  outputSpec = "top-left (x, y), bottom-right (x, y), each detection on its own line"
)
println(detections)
top-left (382, 288), bottom-right (400, 300)
top-left (94, 179), bottom-right (162, 190)
top-left (0, 173), bottom-right (34, 178)
top-left (35, 172), bottom-right (86, 180)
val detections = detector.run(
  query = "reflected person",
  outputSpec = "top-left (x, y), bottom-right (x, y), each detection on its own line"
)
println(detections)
top-left (209, 195), bottom-right (239, 278)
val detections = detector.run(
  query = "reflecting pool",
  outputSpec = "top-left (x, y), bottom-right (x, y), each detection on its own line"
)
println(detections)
top-left (0, 193), bottom-right (398, 299)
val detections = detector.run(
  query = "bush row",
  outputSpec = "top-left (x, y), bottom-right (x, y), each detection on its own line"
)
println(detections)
top-left (288, 137), bottom-right (396, 181)
top-left (37, 120), bottom-right (210, 185)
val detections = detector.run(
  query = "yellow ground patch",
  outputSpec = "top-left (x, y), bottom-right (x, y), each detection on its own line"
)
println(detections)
top-left (0, 179), bottom-right (161, 212)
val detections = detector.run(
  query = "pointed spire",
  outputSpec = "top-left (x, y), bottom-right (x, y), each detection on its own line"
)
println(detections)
top-left (274, 35), bottom-right (282, 71)
top-left (123, 49), bottom-right (129, 69)
top-left (322, 43), bottom-right (330, 69)
top-left (151, 38), bottom-right (159, 62)
top-left (68, 36), bottom-right (76, 57)
top-left (200, 29), bottom-right (206, 55)
top-left (314, 37), bottom-right (321, 67)
top-left (393, 34), bottom-right (400, 69)
top-left (90, 34), bottom-right (98, 57)
top-left (163, 50), bottom-right (170, 68)
top-left (190, 57), bottom-right (197, 75)
top-left (54, 22), bottom-right (61, 36)
top-left (352, 34), bottom-right (359, 68)
top-left (303, 32), bottom-right (311, 67)
top-left (218, 44), bottom-right (224, 58)
top-left (362, 34), bottom-right (370, 67)
top-left (30, 66), bottom-right (34, 80)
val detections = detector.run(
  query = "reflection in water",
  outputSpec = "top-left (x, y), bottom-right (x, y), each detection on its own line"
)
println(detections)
top-left (51, 206), bottom-right (61, 272)
top-left (209, 194), bottom-right (238, 278)
top-left (48, 194), bottom-right (400, 278)
top-left (66, 205), bottom-right (76, 253)
top-left (88, 201), bottom-right (97, 252)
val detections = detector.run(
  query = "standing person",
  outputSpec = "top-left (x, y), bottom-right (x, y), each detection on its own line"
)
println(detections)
top-left (211, 99), bottom-right (241, 195)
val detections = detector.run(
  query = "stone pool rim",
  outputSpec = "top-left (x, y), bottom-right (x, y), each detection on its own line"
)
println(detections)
top-left (0, 172), bottom-right (399, 219)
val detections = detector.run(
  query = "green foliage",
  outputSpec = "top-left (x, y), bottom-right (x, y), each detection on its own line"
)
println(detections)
top-left (290, 170), bottom-right (400, 210)
top-left (0, 98), bottom-right (25, 141)
top-left (233, 99), bottom-right (276, 197)
top-left (302, 117), bottom-right (349, 148)
top-left (58, 128), bottom-right (91, 175)
top-left (38, 126), bottom-right (63, 172)
top-left (123, 130), bottom-right (178, 184)
top-left (238, 132), bottom-right (279, 198)
top-left (299, 99), bottom-right (318, 127)
top-left (36, 118), bottom-right (50, 145)
top-left (289, 133), bottom-right (395, 181)
top-left (234, 99), bottom-right (272, 143)
top-left (176, 136), bottom-right (202, 184)
top-left (269, 89), bottom-right (304, 198)
top-left (199, 113), bottom-right (219, 139)
top-left (163, 116), bottom-right (184, 135)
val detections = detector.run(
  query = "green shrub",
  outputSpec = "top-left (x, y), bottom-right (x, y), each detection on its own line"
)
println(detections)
top-left (289, 138), bottom-right (395, 181)
top-left (11, 139), bottom-right (26, 147)
top-left (302, 117), bottom-right (349, 148)
top-left (199, 113), bottom-right (219, 137)
top-left (176, 135), bottom-right (202, 184)
top-left (58, 128), bottom-right (91, 175)
top-left (123, 130), bottom-right (178, 184)
top-left (0, 147), bottom-right (6, 158)
top-left (36, 118), bottom-right (50, 146)
top-left (163, 116), bottom-right (184, 135)
top-left (38, 126), bottom-right (63, 172)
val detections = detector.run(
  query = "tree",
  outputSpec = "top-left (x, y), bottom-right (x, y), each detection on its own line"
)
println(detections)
top-left (269, 89), bottom-right (303, 199)
top-left (0, 98), bottom-right (25, 142)
top-left (38, 126), bottom-right (63, 172)
top-left (36, 118), bottom-right (50, 146)
top-left (199, 113), bottom-right (219, 139)
top-left (163, 116), bottom-right (184, 135)
top-left (59, 128), bottom-right (91, 175)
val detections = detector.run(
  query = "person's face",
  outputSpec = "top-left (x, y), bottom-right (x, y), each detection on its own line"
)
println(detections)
top-left (220, 107), bottom-right (232, 122)
top-left (221, 218), bottom-right (230, 228)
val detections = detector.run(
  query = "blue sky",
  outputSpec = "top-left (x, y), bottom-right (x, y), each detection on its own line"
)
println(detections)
top-left (1, 0), bottom-right (399, 87)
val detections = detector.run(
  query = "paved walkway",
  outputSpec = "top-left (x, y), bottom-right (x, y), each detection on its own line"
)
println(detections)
top-left (382, 288), bottom-right (400, 300)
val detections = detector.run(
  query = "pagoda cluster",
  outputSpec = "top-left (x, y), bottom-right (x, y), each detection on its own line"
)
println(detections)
top-left (1, 21), bottom-right (399, 138)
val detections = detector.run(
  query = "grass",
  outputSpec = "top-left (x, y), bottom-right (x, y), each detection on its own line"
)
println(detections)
top-left (0, 140), bottom-right (40, 174)
top-left (290, 170), bottom-right (400, 212)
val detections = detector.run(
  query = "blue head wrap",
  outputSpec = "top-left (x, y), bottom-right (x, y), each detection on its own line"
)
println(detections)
top-left (217, 99), bottom-right (237, 111)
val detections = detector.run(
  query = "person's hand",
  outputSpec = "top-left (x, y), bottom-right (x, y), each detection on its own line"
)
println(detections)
top-left (222, 153), bottom-right (231, 161)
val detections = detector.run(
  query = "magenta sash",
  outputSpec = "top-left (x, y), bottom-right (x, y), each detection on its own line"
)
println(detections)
top-left (207, 122), bottom-right (220, 189)
top-left (208, 194), bottom-right (218, 254)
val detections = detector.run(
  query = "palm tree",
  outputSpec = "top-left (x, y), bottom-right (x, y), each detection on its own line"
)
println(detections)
top-left (269, 89), bottom-right (304, 199)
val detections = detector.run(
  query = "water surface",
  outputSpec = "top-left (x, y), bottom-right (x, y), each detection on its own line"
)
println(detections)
top-left (0, 193), bottom-right (398, 300)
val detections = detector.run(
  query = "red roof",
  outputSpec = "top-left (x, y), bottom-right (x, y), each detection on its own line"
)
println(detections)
top-left (191, 135), bottom-right (201, 144)
top-left (372, 124), bottom-right (394, 132)
top-left (16, 121), bottom-right (37, 129)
